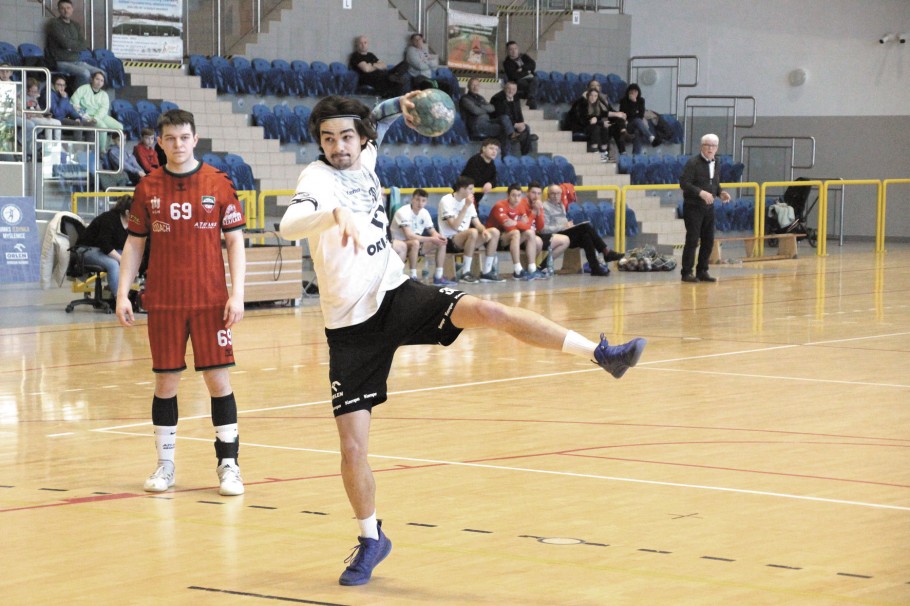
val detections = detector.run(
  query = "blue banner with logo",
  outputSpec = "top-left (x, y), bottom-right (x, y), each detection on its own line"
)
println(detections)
top-left (0, 197), bottom-right (41, 284)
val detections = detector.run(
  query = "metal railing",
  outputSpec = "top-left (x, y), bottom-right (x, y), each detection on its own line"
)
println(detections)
top-left (683, 95), bottom-right (756, 159)
top-left (627, 55), bottom-right (698, 116)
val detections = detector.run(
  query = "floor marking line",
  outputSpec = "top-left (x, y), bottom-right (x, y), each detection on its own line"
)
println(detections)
top-left (87, 430), bottom-right (910, 512)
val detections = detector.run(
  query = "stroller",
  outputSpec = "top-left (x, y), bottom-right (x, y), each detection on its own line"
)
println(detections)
top-left (766, 177), bottom-right (819, 248)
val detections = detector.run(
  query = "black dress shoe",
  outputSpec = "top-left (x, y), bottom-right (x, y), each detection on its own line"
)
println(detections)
top-left (681, 274), bottom-right (698, 283)
top-left (696, 272), bottom-right (717, 282)
top-left (603, 250), bottom-right (624, 262)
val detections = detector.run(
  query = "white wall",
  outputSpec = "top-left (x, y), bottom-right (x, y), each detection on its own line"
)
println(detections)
top-left (625, 0), bottom-right (910, 117)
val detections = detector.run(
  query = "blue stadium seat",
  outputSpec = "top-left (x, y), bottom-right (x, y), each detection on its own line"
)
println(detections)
top-left (232, 57), bottom-right (261, 95)
top-left (159, 100), bottom-right (179, 113)
top-left (291, 60), bottom-right (320, 96)
top-left (477, 199), bottom-right (493, 224)
top-left (110, 99), bottom-right (141, 139)
top-left (93, 48), bottom-right (125, 88)
top-left (431, 155), bottom-right (456, 188)
top-left (375, 154), bottom-right (401, 187)
top-left (493, 157), bottom-right (512, 185)
top-left (605, 73), bottom-right (627, 104)
top-left (329, 61), bottom-right (357, 95)
top-left (449, 155), bottom-right (466, 179)
top-left (202, 152), bottom-right (229, 173)
top-left (582, 202), bottom-right (606, 237)
top-left (310, 61), bottom-right (335, 95)
top-left (293, 105), bottom-right (313, 142)
top-left (625, 206), bottom-right (639, 236)
top-left (188, 55), bottom-right (217, 89)
top-left (547, 71), bottom-right (566, 104)
top-left (223, 153), bottom-right (256, 191)
top-left (413, 155), bottom-right (442, 187)
top-left (17, 43), bottom-right (45, 67)
top-left (271, 59), bottom-right (300, 96)
top-left (395, 155), bottom-right (421, 188)
top-left (520, 155), bottom-right (546, 185)
top-left (503, 156), bottom-right (528, 184)
top-left (272, 104), bottom-right (301, 144)
top-left (566, 202), bottom-right (587, 225)
top-left (251, 104), bottom-right (281, 140)
top-left (552, 156), bottom-right (576, 184)
top-left (600, 203), bottom-right (617, 237)
top-left (210, 56), bottom-right (239, 94)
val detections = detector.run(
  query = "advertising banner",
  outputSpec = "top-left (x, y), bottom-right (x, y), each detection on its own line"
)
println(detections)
top-left (447, 8), bottom-right (498, 74)
top-left (0, 197), bottom-right (41, 284)
top-left (111, 0), bottom-right (184, 62)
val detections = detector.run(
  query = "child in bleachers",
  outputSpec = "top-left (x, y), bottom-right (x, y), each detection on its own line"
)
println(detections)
top-left (132, 128), bottom-right (160, 174)
top-left (25, 78), bottom-right (62, 141)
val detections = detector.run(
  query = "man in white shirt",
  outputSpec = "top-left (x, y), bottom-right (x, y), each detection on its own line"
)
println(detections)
top-left (437, 175), bottom-right (503, 283)
top-left (279, 92), bottom-right (647, 588)
top-left (390, 188), bottom-right (453, 284)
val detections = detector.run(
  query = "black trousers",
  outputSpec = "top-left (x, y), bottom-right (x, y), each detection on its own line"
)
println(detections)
top-left (681, 200), bottom-right (715, 275)
top-left (565, 223), bottom-right (607, 267)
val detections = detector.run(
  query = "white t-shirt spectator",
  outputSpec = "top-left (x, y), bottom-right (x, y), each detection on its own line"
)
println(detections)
top-left (437, 193), bottom-right (477, 238)
top-left (390, 205), bottom-right (435, 241)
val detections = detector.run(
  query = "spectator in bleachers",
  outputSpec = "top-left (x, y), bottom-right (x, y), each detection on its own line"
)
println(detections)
top-left (619, 84), bottom-right (659, 154)
top-left (50, 74), bottom-right (92, 130)
top-left (71, 70), bottom-right (123, 150)
top-left (132, 127), bottom-right (161, 174)
top-left (459, 77), bottom-right (510, 151)
top-left (107, 131), bottom-right (145, 184)
top-left (349, 35), bottom-right (404, 99)
top-left (390, 188), bottom-right (454, 285)
top-left (491, 81), bottom-right (533, 156)
top-left (437, 176), bottom-right (503, 283)
top-left (581, 80), bottom-right (634, 151)
top-left (404, 33), bottom-right (453, 95)
top-left (485, 183), bottom-right (545, 280)
top-left (540, 183), bottom-right (622, 277)
top-left (45, 0), bottom-right (104, 88)
top-left (571, 88), bottom-right (611, 161)
top-left (25, 77), bottom-right (62, 141)
top-left (74, 194), bottom-right (131, 306)
top-left (1, 64), bottom-right (41, 159)
top-left (679, 133), bottom-right (730, 283)
top-left (459, 138), bottom-right (499, 206)
top-left (502, 41), bottom-right (539, 110)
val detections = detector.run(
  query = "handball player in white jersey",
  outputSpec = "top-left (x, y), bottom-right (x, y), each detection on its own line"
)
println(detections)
top-left (279, 92), bottom-right (647, 587)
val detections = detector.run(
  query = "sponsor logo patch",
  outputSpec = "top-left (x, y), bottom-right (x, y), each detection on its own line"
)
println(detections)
top-left (152, 220), bottom-right (171, 232)
top-left (201, 195), bottom-right (216, 212)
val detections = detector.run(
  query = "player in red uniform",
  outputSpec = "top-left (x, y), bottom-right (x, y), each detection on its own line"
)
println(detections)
top-left (116, 109), bottom-right (247, 496)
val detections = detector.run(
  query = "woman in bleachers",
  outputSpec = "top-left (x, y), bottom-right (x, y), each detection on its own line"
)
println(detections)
top-left (71, 70), bottom-right (123, 150)
top-left (619, 83), bottom-right (659, 154)
top-left (571, 88), bottom-right (612, 162)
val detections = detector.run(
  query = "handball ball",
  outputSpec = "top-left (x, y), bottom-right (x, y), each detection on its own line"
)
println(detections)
top-left (408, 88), bottom-right (456, 137)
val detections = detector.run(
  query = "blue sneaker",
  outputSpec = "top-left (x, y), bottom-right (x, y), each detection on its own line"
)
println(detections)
top-left (433, 275), bottom-right (457, 286)
top-left (512, 269), bottom-right (533, 281)
top-left (338, 522), bottom-right (393, 586)
top-left (530, 269), bottom-right (549, 280)
top-left (593, 334), bottom-right (646, 379)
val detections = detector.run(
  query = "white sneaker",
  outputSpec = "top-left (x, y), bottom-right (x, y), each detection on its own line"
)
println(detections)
top-left (217, 463), bottom-right (244, 496)
top-left (143, 464), bottom-right (175, 492)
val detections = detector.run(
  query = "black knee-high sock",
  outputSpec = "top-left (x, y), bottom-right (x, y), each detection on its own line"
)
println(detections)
top-left (211, 393), bottom-right (239, 464)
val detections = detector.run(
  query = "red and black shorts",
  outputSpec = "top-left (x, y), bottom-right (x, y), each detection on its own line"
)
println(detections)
top-left (147, 306), bottom-right (236, 373)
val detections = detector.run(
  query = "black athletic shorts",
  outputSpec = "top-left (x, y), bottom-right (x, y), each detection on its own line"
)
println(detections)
top-left (325, 279), bottom-right (466, 417)
top-left (445, 239), bottom-right (464, 254)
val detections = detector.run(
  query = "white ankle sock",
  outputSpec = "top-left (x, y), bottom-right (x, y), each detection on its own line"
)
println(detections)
top-left (153, 425), bottom-right (177, 467)
top-left (358, 512), bottom-right (379, 540)
top-left (483, 256), bottom-right (494, 273)
top-left (434, 267), bottom-right (443, 279)
top-left (462, 256), bottom-right (473, 274)
top-left (562, 331), bottom-right (599, 359)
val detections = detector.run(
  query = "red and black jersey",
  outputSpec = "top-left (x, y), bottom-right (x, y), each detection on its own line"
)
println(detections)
top-left (129, 162), bottom-right (245, 310)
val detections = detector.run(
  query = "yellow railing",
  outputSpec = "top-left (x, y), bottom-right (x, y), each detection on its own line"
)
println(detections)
top-left (759, 180), bottom-right (824, 256)
top-left (880, 179), bottom-right (910, 253)
top-left (818, 180), bottom-right (881, 257)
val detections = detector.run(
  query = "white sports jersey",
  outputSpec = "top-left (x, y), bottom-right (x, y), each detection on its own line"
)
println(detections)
top-left (390, 205), bottom-right (434, 241)
top-left (437, 193), bottom-right (477, 238)
top-left (280, 143), bottom-right (407, 329)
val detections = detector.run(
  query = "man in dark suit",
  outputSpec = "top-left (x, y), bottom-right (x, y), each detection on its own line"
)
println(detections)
top-left (678, 133), bottom-right (731, 282)
top-left (490, 81), bottom-right (533, 156)
top-left (502, 41), bottom-right (539, 109)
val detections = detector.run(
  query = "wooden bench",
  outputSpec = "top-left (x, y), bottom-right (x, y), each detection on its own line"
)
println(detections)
top-left (224, 236), bottom-right (304, 303)
top-left (709, 233), bottom-right (798, 264)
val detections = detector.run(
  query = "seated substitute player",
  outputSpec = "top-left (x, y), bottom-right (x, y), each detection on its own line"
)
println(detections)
top-left (485, 183), bottom-right (545, 280)
top-left (525, 181), bottom-right (569, 276)
top-left (390, 188), bottom-right (454, 285)
top-left (115, 109), bottom-right (247, 497)
top-left (437, 175), bottom-right (503, 283)
top-left (278, 92), bottom-right (647, 587)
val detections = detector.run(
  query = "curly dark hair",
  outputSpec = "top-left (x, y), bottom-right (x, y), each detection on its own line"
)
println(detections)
top-left (309, 95), bottom-right (377, 147)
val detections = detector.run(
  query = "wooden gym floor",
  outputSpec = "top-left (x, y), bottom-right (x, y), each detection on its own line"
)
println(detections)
top-left (1, 242), bottom-right (908, 605)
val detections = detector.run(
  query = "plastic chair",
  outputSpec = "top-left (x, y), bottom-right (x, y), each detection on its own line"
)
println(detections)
top-left (251, 104), bottom-right (281, 140)
top-left (553, 156), bottom-right (577, 185)
top-left (159, 100), bottom-right (179, 113)
top-left (272, 104), bottom-right (301, 143)
top-left (201, 152), bottom-right (229, 173)
top-left (223, 153), bottom-right (256, 191)
top-left (293, 105), bottom-right (313, 142)
top-left (271, 59), bottom-right (300, 96)
top-left (232, 57), bottom-right (261, 95)
top-left (210, 56), bottom-right (239, 94)
top-left (310, 61), bottom-right (335, 95)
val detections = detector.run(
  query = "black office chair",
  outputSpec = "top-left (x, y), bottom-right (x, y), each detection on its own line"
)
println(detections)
top-left (60, 215), bottom-right (112, 314)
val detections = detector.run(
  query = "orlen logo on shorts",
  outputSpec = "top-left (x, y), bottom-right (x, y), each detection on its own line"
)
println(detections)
top-left (222, 203), bottom-right (242, 225)
top-left (152, 220), bottom-right (171, 232)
